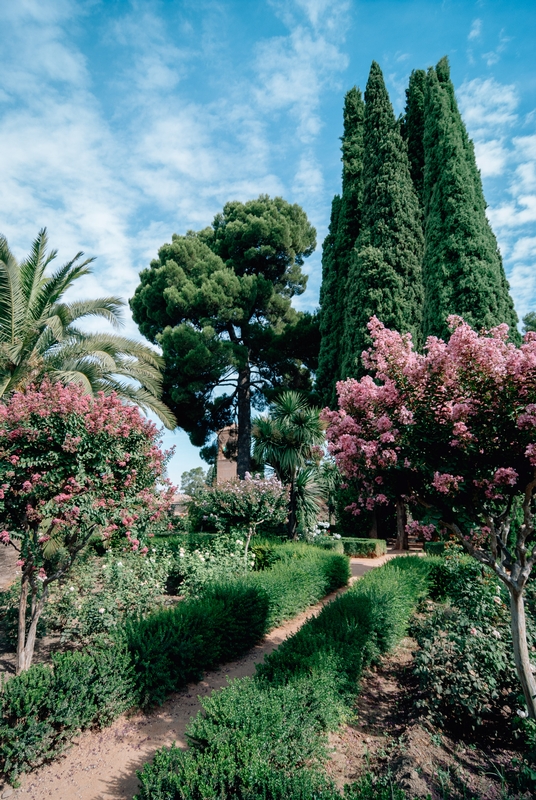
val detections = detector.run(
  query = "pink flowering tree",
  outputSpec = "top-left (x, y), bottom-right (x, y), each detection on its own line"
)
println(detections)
top-left (324, 315), bottom-right (536, 717)
top-left (0, 380), bottom-right (174, 673)
top-left (189, 474), bottom-right (288, 565)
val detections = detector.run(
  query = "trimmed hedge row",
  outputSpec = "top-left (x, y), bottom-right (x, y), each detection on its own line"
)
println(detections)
top-left (423, 541), bottom-right (447, 555)
top-left (312, 538), bottom-right (387, 558)
top-left (134, 557), bottom-right (430, 800)
top-left (342, 538), bottom-right (387, 557)
top-left (0, 546), bottom-right (348, 784)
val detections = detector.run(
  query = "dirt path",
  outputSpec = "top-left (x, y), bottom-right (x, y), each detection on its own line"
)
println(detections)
top-left (1, 552), bottom-right (411, 800)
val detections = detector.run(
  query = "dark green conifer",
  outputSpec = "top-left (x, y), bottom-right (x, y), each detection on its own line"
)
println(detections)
top-left (401, 69), bottom-right (427, 205)
top-left (341, 62), bottom-right (424, 379)
top-left (422, 57), bottom-right (519, 341)
top-left (317, 87), bottom-right (365, 407)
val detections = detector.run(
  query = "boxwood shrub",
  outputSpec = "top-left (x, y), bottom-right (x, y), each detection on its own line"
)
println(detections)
top-left (341, 538), bottom-right (387, 558)
top-left (0, 545), bottom-right (348, 784)
top-left (134, 558), bottom-right (430, 800)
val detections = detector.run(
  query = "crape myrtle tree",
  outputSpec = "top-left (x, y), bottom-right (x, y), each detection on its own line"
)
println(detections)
top-left (0, 380), bottom-right (173, 673)
top-left (317, 87), bottom-right (365, 407)
top-left (130, 196), bottom-right (317, 478)
top-left (421, 58), bottom-right (519, 341)
top-left (341, 62), bottom-right (424, 380)
top-left (324, 315), bottom-right (536, 717)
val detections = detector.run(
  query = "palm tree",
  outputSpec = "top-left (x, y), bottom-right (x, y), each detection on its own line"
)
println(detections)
top-left (0, 229), bottom-right (175, 427)
top-left (252, 391), bottom-right (326, 538)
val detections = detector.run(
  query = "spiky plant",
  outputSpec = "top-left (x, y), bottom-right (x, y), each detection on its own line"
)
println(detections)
top-left (0, 229), bottom-right (175, 427)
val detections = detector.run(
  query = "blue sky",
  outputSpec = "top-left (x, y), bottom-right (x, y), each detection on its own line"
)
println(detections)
top-left (1, 0), bottom-right (535, 485)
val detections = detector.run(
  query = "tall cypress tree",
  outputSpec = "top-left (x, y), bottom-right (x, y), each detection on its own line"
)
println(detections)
top-left (317, 87), bottom-right (365, 407)
top-left (422, 57), bottom-right (519, 341)
top-left (401, 69), bottom-right (427, 206)
top-left (341, 62), bottom-right (424, 379)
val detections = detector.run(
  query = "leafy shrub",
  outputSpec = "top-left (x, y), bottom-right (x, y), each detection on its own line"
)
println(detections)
top-left (164, 534), bottom-right (254, 597)
top-left (411, 548), bottom-right (534, 732)
top-left (341, 538), bottom-right (387, 557)
top-left (125, 583), bottom-right (270, 708)
top-left (0, 639), bottom-right (136, 782)
top-left (311, 537), bottom-right (345, 554)
top-left (423, 541), bottom-right (446, 555)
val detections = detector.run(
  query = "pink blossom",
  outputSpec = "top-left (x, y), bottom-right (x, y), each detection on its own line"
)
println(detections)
top-left (432, 472), bottom-right (463, 495)
top-left (0, 530), bottom-right (10, 544)
top-left (493, 467), bottom-right (518, 486)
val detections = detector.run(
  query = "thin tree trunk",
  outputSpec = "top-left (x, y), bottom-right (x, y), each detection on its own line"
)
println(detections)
top-left (368, 509), bottom-right (378, 539)
top-left (237, 362), bottom-right (251, 479)
top-left (16, 572), bottom-right (30, 674)
top-left (395, 498), bottom-right (408, 551)
top-left (509, 587), bottom-right (536, 718)
top-left (288, 478), bottom-right (298, 540)
top-left (16, 580), bottom-right (48, 674)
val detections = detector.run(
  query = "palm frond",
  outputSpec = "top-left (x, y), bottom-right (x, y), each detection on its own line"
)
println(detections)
top-left (0, 235), bottom-right (25, 346)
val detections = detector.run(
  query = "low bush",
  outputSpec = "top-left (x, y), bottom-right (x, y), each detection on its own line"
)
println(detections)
top-left (412, 547), bottom-right (535, 733)
top-left (134, 558), bottom-right (428, 800)
top-left (341, 538), bottom-right (387, 558)
top-left (0, 639), bottom-right (136, 781)
top-left (423, 541), bottom-right (446, 555)
top-left (125, 582), bottom-right (270, 707)
top-left (311, 537), bottom-right (345, 554)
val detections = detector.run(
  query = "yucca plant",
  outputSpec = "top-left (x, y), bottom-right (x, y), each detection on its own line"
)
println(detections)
top-left (0, 229), bottom-right (175, 427)
top-left (252, 391), bottom-right (326, 538)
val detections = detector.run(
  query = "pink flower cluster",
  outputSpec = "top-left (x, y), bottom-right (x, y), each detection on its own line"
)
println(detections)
top-left (324, 314), bottom-right (536, 527)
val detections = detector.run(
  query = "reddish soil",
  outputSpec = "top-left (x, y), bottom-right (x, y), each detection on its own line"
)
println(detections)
top-left (328, 637), bottom-right (532, 800)
top-left (0, 552), bottom-right (407, 800)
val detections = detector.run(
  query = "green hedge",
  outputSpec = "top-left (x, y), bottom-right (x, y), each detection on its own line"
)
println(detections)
top-left (134, 558), bottom-right (429, 800)
top-left (341, 538), bottom-right (387, 557)
top-left (0, 546), bottom-right (348, 784)
top-left (423, 541), bottom-right (446, 555)
top-left (311, 538), bottom-right (345, 554)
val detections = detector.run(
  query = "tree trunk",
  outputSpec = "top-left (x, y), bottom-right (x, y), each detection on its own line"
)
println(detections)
top-left (395, 498), bottom-right (408, 551)
top-left (509, 587), bottom-right (536, 718)
top-left (16, 576), bottom-right (48, 674)
top-left (237, 362), bottom-right (251, 479)
top-left (368, 509), bottom-right (378, 539)
top-left (288, 478), bottom-right (298, 540)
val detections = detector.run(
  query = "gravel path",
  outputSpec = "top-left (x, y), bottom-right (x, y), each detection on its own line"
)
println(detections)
top-left (0, 552), bottom-right (410, 800)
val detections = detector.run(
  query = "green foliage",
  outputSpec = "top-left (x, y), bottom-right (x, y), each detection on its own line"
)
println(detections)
top-left (252, 392), bottom-right (326, 538)
top-left (317, 87), bottom-right (365, 408)
top-left (130, 196), bottom-right (317, 471)
top-left (423, 541), bottom-right (446, 555)
top-left (341, 538), bottom-right (387, 557)
top-left (401, 69), bottom-right (427, 206)
top-left (164, 535), bottom-right (255, 598)
top-left (0, 639), bottom-right (136, 782)
top-left (421, 57), bottom-right (518, 341)
top-left (125, 582), bottom-right (271, 708)
top-left (180, 467), bottom-right (206, 496)
top-left (134, 558), bottom-right (427, 800)
top-left (412, 549), bottom-right (532, 732)
top-left (341, 61), bottom-right (423, 379)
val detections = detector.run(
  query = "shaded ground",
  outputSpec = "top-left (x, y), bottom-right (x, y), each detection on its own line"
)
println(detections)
top-left (0, 552), bottom-right (407, 800)
top-left (328, 637), bottom-right (531, 800)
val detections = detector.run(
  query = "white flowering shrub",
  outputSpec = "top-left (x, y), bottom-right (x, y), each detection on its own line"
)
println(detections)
top-left (44, 550), bottom-right (174, 642)
top-left (188, 475), bottom-right (288, 555)
top-left (172, 534), bottom-right (256, 598)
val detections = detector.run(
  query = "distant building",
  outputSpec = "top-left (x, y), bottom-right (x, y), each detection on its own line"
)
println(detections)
top-left (170, 493), bottom-right (191, 516)
top-left (216, 425), bottom-right (238, 483)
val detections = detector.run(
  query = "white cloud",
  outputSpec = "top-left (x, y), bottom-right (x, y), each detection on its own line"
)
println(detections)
top-left (458, 77), bottom-right (518, 136)
top-left (468, 19), bottom-right (482, 41)
top-left (473, 139), bottom-right (509, 176)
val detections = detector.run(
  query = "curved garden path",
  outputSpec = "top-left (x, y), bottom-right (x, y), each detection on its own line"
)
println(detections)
top-left (1, 551), bottom-right (413, 800)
